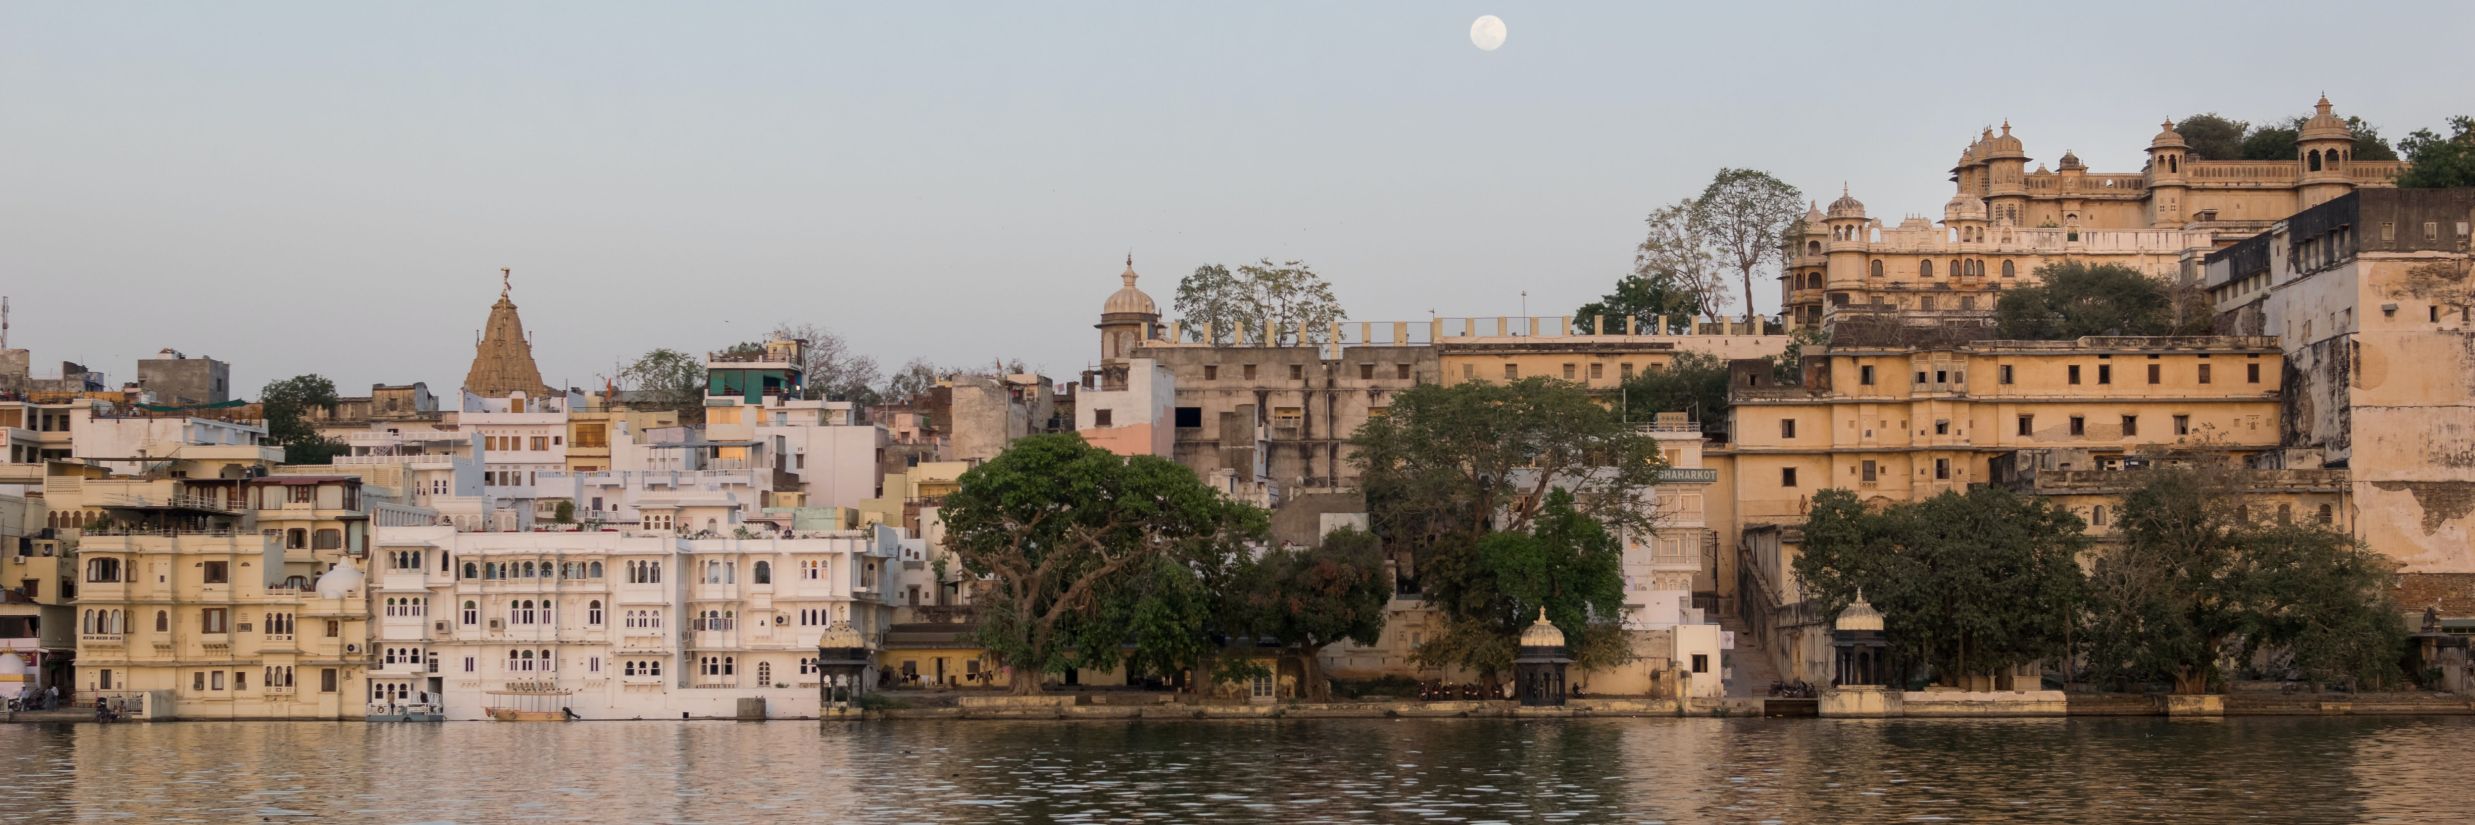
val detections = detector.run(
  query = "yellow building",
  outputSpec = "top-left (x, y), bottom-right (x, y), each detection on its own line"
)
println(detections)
top-left (72, 474), bottom-right (413, 719)
top-left (1723, 335), bottom-right (2287, 683)
top-left (1783, 97), bottom-right (2407, 329)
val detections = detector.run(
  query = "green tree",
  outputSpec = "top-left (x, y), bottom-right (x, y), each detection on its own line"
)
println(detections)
top-left (2174, 113), bottom-right (2250, 160)
top-left (1793, 488), bottom-right (2088, 686)
top-left (1352, 378), bottom-right (1664, 681)
top-left (1238, 259), bottom-right (1346, 345)
top-left (941, 434), bottom-right (1266, 694)
top-left (1414, 491), bottom-right (1632, 676)
top-left (1994, 262), bottom-right (2213, 339)
top-left (260, 374), bottom-right (346, 465)
top-left (620, 348), bottom-right (705, 420)
top-left (2398, 116), bottom-right (2475, 189)
top-left (2238, 124), bottom-right (2298, 161)
top-left (2239, 115), bottom-right (2396, 162)
top-left (1693, 168), bottom-right (1803, 324)
top-left (553, 500), bottom-right (575, 524)
top-left (1615, 351), bottom-right (1732, 432)
top-left (1173, 264), bottom-right (1250, 345)
top-left (2084, 470), bottom-right (2407, 694)
top-left (1242, 528), bottom-right (1392, 700)
top-left (1576, 205), bottom-right (1714, 340)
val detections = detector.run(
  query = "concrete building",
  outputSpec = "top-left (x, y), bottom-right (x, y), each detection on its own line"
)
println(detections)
top-left (1, 492), bottom-right (74, 701)
top-left (373, 519), bottom-right (900, 720)
top-left (1783, 98), bottom-right (2408, 329)
top-left (1725, 335), bottom-right (2288, 683)
top-left (2204, 187), bottom-right (2475, 609)
top-left (134, 350), bottom-right (231, 406)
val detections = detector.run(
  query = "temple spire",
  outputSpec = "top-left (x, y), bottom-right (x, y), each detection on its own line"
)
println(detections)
top-left (464, 269), bottom-right (552, 398)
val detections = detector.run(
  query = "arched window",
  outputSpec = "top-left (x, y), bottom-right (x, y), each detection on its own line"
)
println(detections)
top-left (462, 562), bottom-right (477, 579)
top-left (2092, 505), bottom-right (2108, 526)
top-left (756, 661), bottom-right (772, 686)
top-left (2001, 260), bottom-right (2016, 278)
top-left (589, 561), bottom-right (603, 579)
top-left (588, 600), bottom-right (604, 626)
top-left (2307, 149), bottom-right (2322, 172)
top-left (286, 528), bottom-right (307, 549)
top-left (1806, 240), bottom-right (1821, 255)
top-left (1919, 260), bottom-right (1934, 278)
top-left (522, 561), bottom-right (537, 579)
top-left (156, 610), bottom-right (169, 632)
top-left (753, 561), bottom-right (771, 585)
top-left (1869, 260), bottom-right (1884, 278)
top-left (2168, 155), bottom-right (2179, 173)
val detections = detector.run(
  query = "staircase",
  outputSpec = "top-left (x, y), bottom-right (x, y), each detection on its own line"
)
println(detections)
top-left (1716, 613), bottom-right (1783, 697)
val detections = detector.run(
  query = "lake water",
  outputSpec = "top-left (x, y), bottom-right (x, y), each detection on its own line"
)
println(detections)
top-left (2, 716), bottom-right (2466, 823)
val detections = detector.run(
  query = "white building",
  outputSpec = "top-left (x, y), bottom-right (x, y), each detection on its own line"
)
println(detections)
top-left (371, 520), bottom-right (901, 720)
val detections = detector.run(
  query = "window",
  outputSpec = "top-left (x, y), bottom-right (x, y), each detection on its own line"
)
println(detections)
top-left (2000, 365), bottom-right (2014, 385)
top-left (1092, 409), bottom-right (1112, 427)
top-left (325, 620), bottom-right (340, 638)
top-left (1691, 654), bottom-right (1709, 674)
top-left (1503, 364), bottom-right (1518, 380)
top-left (194, 672), bottom-right (205, 692)
top-left (2198, 363), bottom-right (2212, 384)
top-left (2121, 415), bottom-right (2138, 437)
top-left (1202, 365), bottom-right (1217, 380)
top-left (1620, 363), bottom-right (1635, 380)
top-left (2069, 416), bottom-right (2086, 436)
top-left (2147, 364), bottom-right (2161, 384)
top-left (462, 600), bottom-right (479, 625)
top-left (1859, 365), bottom-right (1875, 385)
top-left (289, 486), bottom-right (315, 504)
top-left (211, 671), bottom-right (224, 691)
top-left (1869, 260), bottom-right (1884, 277)
top-left (2247, 363), bottom-right (2261, 383)
top-left (1860, 460), bottom-right (1877, 482)
top-left (588, 600), bottom-right (604, 626)
top-left (2068, 365), bottom-right (2081, 384)
top-left (2317, 504), bottom-right (2334, 524)
top-left (1242, 364), bottom-right (1256, 380)
top-left (2001, 260), bottom-right (2016, 277)
top-left (2093, 505), bottom-right (2108, 526)
top-left (321, 668), bottom-right (338, 692)
top-left (757, 662), bottom-right (773, 686)
top-left (1589, 363), bottom-right (1604, 381)
top-left (155, 611), bottom-right (168, 632)
top-left (313, 529), bottom-right (342, 550)
top-left (1933, 420), bottom-right (1949, 435)
top-left (1359, 363), bottom-right (1374, 380)
top-left (1920, 260), bottom-right (1934, 277)
top-left (530, 436), bottom-right (549, 451)
top-left (1780, 419), bottom-right (1797, 438)
top-left (1288, 364), bottom-right (1303, 380)
top-left (2097, 364), bottom-right (2111, 385)
top-left (1934, 458), bottom-right (1950, 480)
top-left (1396, 363), bottom-right (1412, 380)
top-left (2173, 415), bottom-right (2191, 435)
top-left (85, 557), bottom-right (121, 583)
top-left (201, 608), bottom-right (230, 634)
top-left (202, 561), bottom-right (229, 584)
top-left (1780, 468), bottom-right (1798, 488)
top-left (1562, 363), bottom-right (1576, 380)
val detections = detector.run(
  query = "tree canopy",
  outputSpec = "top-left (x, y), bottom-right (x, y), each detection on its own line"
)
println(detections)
top-left (620, 348), bottom-right (706, 420)
top-left (1616, 351), bottom-right (1733, 434)
top-left (1994, 262), bottom-right (2213, 340)
top-left (260, 374), bottom-right (346, 465)
top-left (940, 434), bottom-right (1267, 694)
top-left (1225, 528), bottom-right (1393, 700)
top-left (1172, 259), bottom-right (1346, 345)
top-left (1693, 169), bottom-right (1803, 324)
top-left (2175, 113), bottom-right (2250, 160)
top-left (770, 322), bottom-right (883, 405)
top-left (2174, 111), bottom-right (2398, 161)
top-left (2082, 470), bottom-right (2407, 693)
top-left (1793, 487), bottom-right (2088, 686)
top-left (1352, 378), bottom-right (1664, 678)
top-left (2399, 116), bottom-right (2475, 189)
top-left (877, 357), bottom-right (945, 406)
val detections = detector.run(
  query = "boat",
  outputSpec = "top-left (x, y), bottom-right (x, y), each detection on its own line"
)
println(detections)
top-left (483, 681), bottom-right (574, 721)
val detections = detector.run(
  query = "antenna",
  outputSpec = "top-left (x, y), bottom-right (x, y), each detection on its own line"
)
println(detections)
top-left (2, 296), bottom-right (9, 349)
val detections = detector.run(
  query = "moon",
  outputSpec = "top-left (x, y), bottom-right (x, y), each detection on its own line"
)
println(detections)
top-left (1470, 15), bottom-right (1506, 51)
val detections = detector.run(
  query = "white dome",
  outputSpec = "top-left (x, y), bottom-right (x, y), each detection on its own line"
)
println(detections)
top-left (0, 653), bottom-right (26, 678)
top-left (315, 557), bottom-right (364, 599)
top-left (1835, 592), bottom-right (1884, 632)
top-left (1518, 608), bottom-right (1567, 649)
top-left (1101, 255), bottom-right (1159, 317)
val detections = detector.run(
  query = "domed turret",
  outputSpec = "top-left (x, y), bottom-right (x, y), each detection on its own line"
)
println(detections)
top-left (1834, 592), bottom-right (1884, 633)
top-left (1101, 255), bottom-right (1158, 317)
top-left (2058, 149), bottom-right (2084, 171)
top-left (1943, 194), bottom-right (1987, 223)
top-left (817, 620), bottom-right (867, 652)
top-left (2151, 118), bottom-right (2188, 149)
top-left (1803, 200), bottom-right (1826, 227)
top-left (1826, 185), bottom-right (1867, 220)
top-left (1980, 120), bottom-right (2026, 159)
top-left (315, 557), bottom-right (364, 599)
top-left (1518, 607), bottom-right (1566, 649)
top-left (2299, 94), bottom-right (2352, 142)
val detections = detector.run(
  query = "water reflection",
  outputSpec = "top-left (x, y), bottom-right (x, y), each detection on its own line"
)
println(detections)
top-left (1, 716), bottom-right (2464, 823)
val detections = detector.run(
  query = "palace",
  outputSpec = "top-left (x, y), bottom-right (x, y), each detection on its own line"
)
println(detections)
top-left (1782, 97), bottom-right (2407, 329)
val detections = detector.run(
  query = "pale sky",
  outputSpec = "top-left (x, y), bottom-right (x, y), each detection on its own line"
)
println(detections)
top-left (5, 2), bottom-right (2471, 395)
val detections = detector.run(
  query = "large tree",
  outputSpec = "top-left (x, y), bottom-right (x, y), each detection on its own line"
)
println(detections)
top-left (1239, 528), bottom-right (1392, 700)
top-left (1597, 198), bottom-right (1727, 326)
top-left (2083, 470), bottom-right (2407, 694)
top-left (2398, 116), bottom-right (2475, 189)
top-left (1414, 491), bottom-right (1632, 676)
top-left (620, 348), bottom-right (705, 420)
top-left (1171, 259), bottom-right (1347, 346)
top-left (940, 434), bottom-right (1266, 694)
top-left (1353, 378), bottom-right (1664, 681)
top-left (1172, 264), bottom-right (1250, 345)
top-left (260, 374), bottom-right (346, 465)
top-left (1794, 488), bottom-right (2088, 687)
top-left (1994, 262), bottom-right (2213, 340)
top-left (769, 322), bottom-right (883, 405)
top-left (877, 357), bottom-right (945, 406)
top-left (1615, 351), bottom-right (1733, 432)
top-left (1572, 273), bottom-right (1701, 336)
top-left (1693, 168), bottom-right (1803, 324)
top-left (2174, 113), bottom-right (2250, 160)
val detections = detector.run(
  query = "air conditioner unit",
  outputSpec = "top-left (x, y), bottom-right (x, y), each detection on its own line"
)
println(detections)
top-left (489, 619), bottom-right (504, 630)
top-left (346, 643), bottom-right (361, 653)
top-left (433, 621), bottom-right (450, 633)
